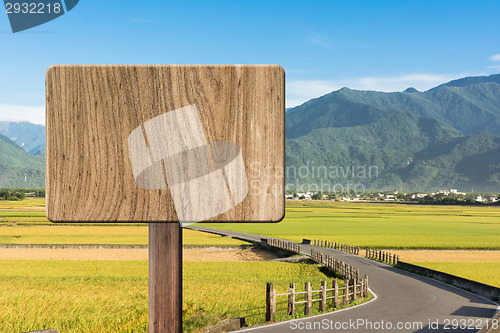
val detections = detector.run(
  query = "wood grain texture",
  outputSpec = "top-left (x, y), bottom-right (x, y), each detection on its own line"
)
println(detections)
top-left (46, 65), bottom-right (284, 222)
top-left (149, 223), bottom-right (182, 332)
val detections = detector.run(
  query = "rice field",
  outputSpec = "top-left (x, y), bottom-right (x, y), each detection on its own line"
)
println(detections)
top-left (201, 201), bottom-right (500, 249)
top-left (411, 262), bottom-right (500, 288)
top-left (0, 260), bottom-right (349, 332)
top-left (3, 200), bottom-right (500, 249)
top-left (1, 198), bottom-right (499, 331)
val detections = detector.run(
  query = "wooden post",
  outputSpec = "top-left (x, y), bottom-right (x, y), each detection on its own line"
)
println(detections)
top-left (149, 223), bottom-right (182, 333)
top-left (343, 280), bottom-right (349, 305)
top-left (319, 281), bottom-right (327, 312)
top-left (353, 278), bottom-right (357, 301)
top-left (397, 255), bottom-right (399, 265)
top-left (266, 283), bottom-right (276, 322)
top-left (288, 283), bottom-right (296, 316)
top-left (333, 280), bottom-right (338, 308)
top-left (365, 275), bottom-right (369, 297)
top-left (305, 282), bottom-right (312, 315)
top-left (360, 278), bottom-right (364, 299)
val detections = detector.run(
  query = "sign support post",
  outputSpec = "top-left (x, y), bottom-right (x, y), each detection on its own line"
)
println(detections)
top-left (149, 223), bottom-right (182, 333)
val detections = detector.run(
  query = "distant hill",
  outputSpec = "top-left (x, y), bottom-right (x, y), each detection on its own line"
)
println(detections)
top-left (286, 74), bottom-right (500, 192)
top-left (288, 74), bottom-right (500, 138)
top-left (0, 133), bottom-right (44, 187)
top-left (0, 121), bottom-right (45, 156)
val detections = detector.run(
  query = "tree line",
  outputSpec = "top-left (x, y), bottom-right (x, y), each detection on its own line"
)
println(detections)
top-left (0, 188), bottom-right (45, 201)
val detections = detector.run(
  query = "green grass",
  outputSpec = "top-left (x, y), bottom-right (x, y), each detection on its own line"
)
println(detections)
top-left (0, 260), bottom-right (355, 332)
top-left (199, 201), bottom-right (500, 249)
top-left (3, 199), bottom-right (500, 249)
top-left (412, 262), bottom-right (500, 288)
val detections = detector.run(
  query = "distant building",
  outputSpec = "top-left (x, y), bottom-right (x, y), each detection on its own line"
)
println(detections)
top-left (296, 192), bottom-right (311, 200)
top-left (384, 195), bottom-right (395, 201)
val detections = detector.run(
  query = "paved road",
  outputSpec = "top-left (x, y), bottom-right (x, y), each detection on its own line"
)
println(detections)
top-left (187, 226), bottom-right (499, 332)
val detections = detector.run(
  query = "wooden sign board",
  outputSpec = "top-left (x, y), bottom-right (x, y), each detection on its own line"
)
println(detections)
top-left (46, 65), bottom-right (284, 223)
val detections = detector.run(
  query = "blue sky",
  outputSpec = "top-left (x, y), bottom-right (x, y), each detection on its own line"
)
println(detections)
top-left (1, 0), bottom-right (500, 124)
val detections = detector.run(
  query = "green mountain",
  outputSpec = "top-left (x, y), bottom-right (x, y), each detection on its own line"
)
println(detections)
top-left (286, 75), bottom-right (500, 192)
top-left (0, 121), bottom-right (45, 156)
top-left (288, 74), bottom-right (500, 139)
top-left (0, 133), bottom-right (45, 187)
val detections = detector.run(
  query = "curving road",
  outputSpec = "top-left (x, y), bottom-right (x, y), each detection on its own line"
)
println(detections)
top-left (186, 225), bottom-right (499, 333)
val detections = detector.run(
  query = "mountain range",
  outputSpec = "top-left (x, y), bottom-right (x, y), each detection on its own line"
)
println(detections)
top-left (2, 74), bottom-right (500, 191)
top-left (286, 74), bottom-right (500, 192)
top-left (0, 132), bottom-right (44, 187)
top-left (0, 121), bottom-right (45, 156)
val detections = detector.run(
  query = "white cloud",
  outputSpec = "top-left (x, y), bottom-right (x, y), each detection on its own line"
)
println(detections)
top-left (0, 104), bottom-right (45, 125)
top-left (307, 36), bottom-right (331, 48)
top-left (490, 54), bottom-right (500, 61)
top-left (286, 73), bottom-right (463, 108)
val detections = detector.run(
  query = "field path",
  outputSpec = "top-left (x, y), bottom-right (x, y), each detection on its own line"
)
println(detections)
top-left (187, 226), bottom-right (499, 333)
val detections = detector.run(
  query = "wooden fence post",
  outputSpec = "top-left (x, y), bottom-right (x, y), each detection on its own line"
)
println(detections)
top-left (333, 280), bottom-right (338, 308)
top-left (319, 281), bottom-right (326, 312)
top-left (266, 283), bottom-right (276, 322)
top-left (305, 282), bottom-right (312, 315)
top-left (343, 280), bottom-right (349, 305)
top-left (353, 278), bottom-right (357, 301)
top-left (288, 283), bottom-right (296, 315)
top-left (364, 275), bottom-right (369, 297)
top-left (396, 255), bottom-right (399, 265)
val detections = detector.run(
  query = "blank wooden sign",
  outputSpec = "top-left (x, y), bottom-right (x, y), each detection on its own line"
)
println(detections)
top-left (46, 65), bottom-right (285, 223)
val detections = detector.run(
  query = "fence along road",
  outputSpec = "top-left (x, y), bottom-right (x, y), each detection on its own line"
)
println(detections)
top-left (187, 225), bottom-right (499, 333)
